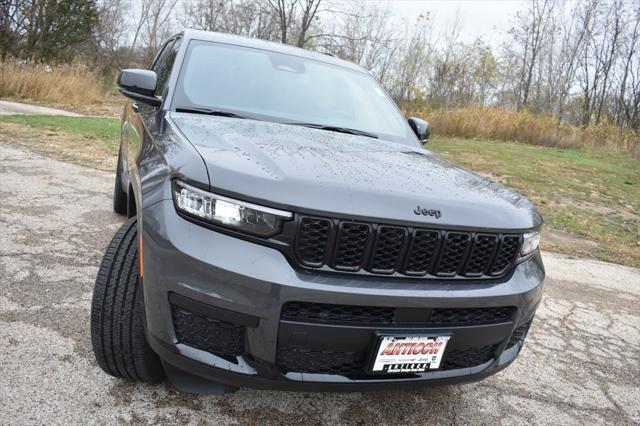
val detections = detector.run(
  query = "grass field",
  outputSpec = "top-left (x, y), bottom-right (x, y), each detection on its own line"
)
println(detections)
top-left (0, 114), bottom-right (638, 267)
top-left (0, 115), bottom-right (120, 170)
top-left (428, 136), bottom-right (640, 267)
top-left (1, 63), bottom-right (121, 116)
top-left (407, 105), bottom-right (640, 158)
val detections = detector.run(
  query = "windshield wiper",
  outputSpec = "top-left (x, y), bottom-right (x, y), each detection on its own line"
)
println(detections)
top-left (175, 109), bottom-right (379, 138)
top-left (175, 107), bottom-right (249, 119)
top-left (285, 122), bottom-right (378, 139)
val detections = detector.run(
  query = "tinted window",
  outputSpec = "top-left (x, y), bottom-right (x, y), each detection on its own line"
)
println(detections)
top-left (152, 37), bottom-right (181, 97)
top-left (173, 40), bottom-right (409, 141)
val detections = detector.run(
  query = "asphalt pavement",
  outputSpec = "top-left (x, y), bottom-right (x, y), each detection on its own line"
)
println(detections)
top-left (1, 142), bottom-right (638, 425)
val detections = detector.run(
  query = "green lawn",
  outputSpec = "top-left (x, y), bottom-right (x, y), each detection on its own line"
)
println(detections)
top-left (0, 115), bottom-right (637, 267)
top-left (0, 114), bottom-right (119, 145)
top-left (0, 115), bottom-right (120, 169)
top-left (428, 136), bottom-right (640, 267)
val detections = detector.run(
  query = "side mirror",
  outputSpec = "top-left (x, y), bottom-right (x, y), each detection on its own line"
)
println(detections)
top-left (408, 117), bottom-right (430, 142)
top-left (117, 69), bottom-right (161, 107)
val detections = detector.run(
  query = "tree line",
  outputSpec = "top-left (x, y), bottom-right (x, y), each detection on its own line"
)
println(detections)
top-left (1, 0), bottom-right (638, 130)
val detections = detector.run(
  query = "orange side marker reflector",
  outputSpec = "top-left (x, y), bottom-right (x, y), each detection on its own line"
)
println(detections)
top-left (139, 235), bottom-right (144, 278)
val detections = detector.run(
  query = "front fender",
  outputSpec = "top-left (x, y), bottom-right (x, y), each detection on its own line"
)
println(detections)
top-left (130, 109), bottom-right (209, 228)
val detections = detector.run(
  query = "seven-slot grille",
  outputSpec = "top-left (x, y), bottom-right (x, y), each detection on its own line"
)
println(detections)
top-left (295, 216), bottom-right (521, 278)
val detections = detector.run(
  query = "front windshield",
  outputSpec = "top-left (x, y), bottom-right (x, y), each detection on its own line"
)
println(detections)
top-left (173, 40), bottom-right (410, 141)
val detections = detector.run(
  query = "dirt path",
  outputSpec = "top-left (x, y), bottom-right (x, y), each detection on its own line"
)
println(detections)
top-left (1, 142), bottom-right (638, 425)
top-left (0, 100), bottom-right (84, 116)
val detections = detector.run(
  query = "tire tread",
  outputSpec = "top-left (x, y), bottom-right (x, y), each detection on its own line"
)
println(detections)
top-left (90, 217), bottom-right (164, 383)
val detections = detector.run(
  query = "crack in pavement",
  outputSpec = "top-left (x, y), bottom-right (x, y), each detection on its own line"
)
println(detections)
top-left (1, 141), bottom-right (639, 425)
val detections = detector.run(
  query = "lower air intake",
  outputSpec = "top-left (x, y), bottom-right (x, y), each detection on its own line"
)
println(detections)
top-left (276, 345), bottom-right (497, 375)
top-left (171, 305), bottom-right (244, 357)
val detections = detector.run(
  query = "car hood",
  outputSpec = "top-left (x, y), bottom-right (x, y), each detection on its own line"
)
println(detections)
top-left (170, 113), bottom-right (542, 230)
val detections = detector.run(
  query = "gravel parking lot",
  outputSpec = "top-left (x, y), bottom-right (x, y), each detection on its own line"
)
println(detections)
top-left (1, 142), bottom-right (639, 425)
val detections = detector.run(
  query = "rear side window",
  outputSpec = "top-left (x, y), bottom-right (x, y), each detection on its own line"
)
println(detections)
top-left (151, 37), bottom-right (182, 97)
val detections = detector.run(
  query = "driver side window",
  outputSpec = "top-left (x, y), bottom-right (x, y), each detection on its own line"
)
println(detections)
top-left (150, 37), bottom-right (182, 97)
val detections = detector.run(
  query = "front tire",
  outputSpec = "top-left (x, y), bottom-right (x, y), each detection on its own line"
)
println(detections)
top-left (90, 217), bottom-right (165, 383)
top-left (113, 151), bottom-right (127, 215)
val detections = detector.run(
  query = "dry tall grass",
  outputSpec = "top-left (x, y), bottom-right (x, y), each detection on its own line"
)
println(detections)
top-left (0, 62), bottom-right (113, 107)
top-left (410, 106), bottom-right (640, 158)
top-left (2, 63), bottom-right (638, 156)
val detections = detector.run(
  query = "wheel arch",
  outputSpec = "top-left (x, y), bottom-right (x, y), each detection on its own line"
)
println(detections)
top-left (127, 183), bottom-right (138, 219)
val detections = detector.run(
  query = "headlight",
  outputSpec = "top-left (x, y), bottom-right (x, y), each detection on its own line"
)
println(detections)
top-left (520, 231), bottom-right (540, 256)
top-left (172, 180), bottom-right (292, 237)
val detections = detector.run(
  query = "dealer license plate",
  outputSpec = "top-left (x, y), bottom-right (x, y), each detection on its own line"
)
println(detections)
top-left (372, 335), bottom-right (450, 373)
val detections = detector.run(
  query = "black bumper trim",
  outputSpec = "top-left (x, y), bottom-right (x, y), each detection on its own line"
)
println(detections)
top-left (169, 292), bottom-right (259, 328)
top-left (148, 330), bottom-right (517, 392)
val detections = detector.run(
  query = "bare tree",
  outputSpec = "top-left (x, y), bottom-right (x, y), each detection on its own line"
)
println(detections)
top-left (552, 1), bottom-right (593, 123)
top-left (428, 11), bottom-right (464, 108)
top-left (183, 0), bottom-right (280, 40)
top-left (140, 0), bottom-right (178, 64)
top-left (91, 0), bottom-right (131, 73)
top-left (319, 1), bottom-right (399, 85)
top-left (129, 0), bottom-right (153, 60)
top-left (613, 3), bottom-right (640, 128)
top-left (390, 14), bottom-right (433, 102)
top-left (182, 0), bottom-right (226, 32)
top-left (509, 0), bottom-right (554, 110)
top-left (295, 0), bottom-right (321, 47)
top-left (0, 0), bottom-right (30, 60)
top-left (267, 0), bottom-right (297, 44)
top-left (2, 0), bottom-right (636, 132)
top-left (594, 0), bottom-right (623, 124)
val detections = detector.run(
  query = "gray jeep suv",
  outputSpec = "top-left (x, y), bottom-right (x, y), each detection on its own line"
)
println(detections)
top-left (91, 30), bottom-right (544, 393)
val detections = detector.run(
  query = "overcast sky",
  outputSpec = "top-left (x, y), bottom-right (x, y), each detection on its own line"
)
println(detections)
top-left (370, 0), bottom-right (528, 46)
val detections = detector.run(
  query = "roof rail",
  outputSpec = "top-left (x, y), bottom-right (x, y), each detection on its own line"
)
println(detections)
top-left (321, 51), bottom-right (336, 57)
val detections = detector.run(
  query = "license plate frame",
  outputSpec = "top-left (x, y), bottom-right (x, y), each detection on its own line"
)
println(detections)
top-left (369, 333), bottom-right (451, 374)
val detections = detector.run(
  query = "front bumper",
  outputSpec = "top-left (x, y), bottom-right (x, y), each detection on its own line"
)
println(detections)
top-left (141, 200), bottom-right (544, 392)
